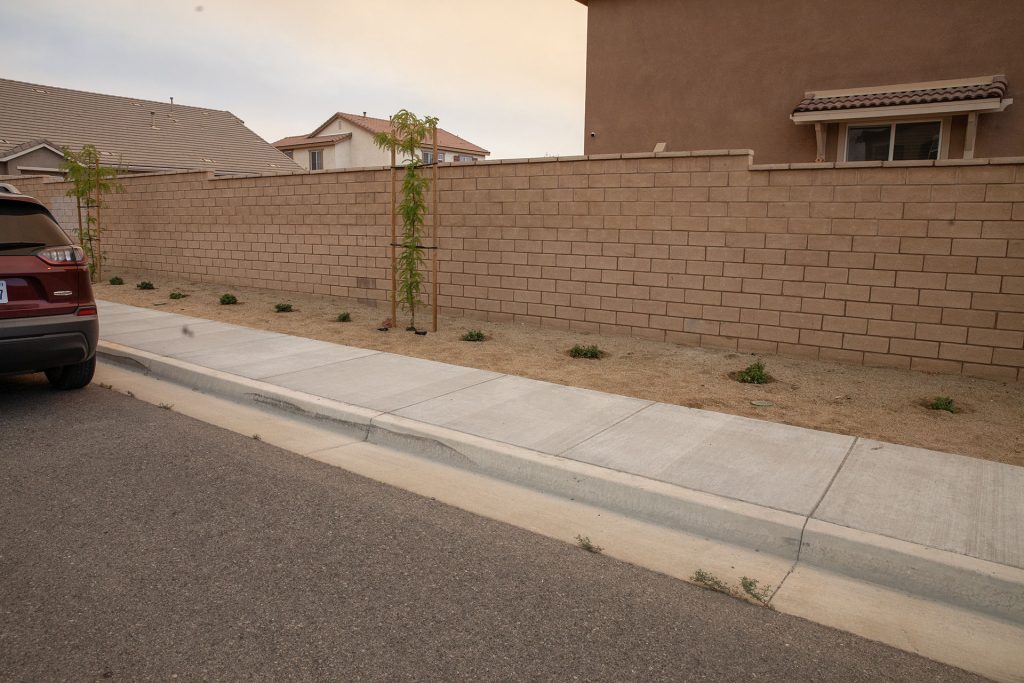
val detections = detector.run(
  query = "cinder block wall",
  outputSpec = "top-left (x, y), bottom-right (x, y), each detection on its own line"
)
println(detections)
top-left (8, 151), bottom-right (1023, 381)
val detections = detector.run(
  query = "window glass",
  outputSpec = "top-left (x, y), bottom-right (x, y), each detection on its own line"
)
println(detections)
top-left (846, 125), bottom-right (891, 162)
top-left (892, 121), bottom-right (940, 160)
top-left (309, 149), bottom-right (323, 170)
top-left (421, 149), bottom-right (433, 164)
top-left (0, 202), bottom-right (70, 252)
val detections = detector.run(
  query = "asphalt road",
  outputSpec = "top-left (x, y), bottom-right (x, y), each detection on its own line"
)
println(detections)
top-left (0, 374), bottom-right (986, 682)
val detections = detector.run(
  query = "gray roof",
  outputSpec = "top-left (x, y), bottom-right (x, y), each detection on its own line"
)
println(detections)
top-left (0, 78), bottom-right (302, 175)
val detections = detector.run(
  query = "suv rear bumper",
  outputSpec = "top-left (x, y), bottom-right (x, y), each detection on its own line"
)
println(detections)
top-left (0, 312), bottom-right (99, 374)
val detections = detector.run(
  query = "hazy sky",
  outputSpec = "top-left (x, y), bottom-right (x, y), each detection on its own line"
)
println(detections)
top-left (1, 0), bottom-right (588, 159)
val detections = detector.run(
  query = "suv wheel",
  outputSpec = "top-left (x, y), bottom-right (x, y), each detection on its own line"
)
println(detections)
top-left (45, 356), bottom-right (96, 390)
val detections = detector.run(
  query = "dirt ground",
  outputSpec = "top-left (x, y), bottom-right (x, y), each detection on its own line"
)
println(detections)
top-left (95, 276), bottom-right (1024, 467)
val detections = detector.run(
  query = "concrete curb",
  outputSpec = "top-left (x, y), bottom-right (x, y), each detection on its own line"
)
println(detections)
top-left (97, 340), bottom-right (1024, 625)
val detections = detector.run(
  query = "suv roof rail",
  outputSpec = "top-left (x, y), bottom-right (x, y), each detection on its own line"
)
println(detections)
top-left (0, 182), bottom-right (21, 194)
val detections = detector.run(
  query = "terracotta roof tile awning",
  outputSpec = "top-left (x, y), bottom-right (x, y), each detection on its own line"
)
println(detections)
top-left (273, 133), bottom-right (351, 150)
top-left (791, 76), bottom-right (1012, 123)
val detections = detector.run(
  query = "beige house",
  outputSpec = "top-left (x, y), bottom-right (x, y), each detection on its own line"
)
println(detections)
top-left (576, 0), bottom-right (1022, 163)
top-left (273, 112), bottom-right (489, 171)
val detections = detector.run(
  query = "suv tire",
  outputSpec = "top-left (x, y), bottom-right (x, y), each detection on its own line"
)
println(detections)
top-left (45, 355), bottom-right (96, 390)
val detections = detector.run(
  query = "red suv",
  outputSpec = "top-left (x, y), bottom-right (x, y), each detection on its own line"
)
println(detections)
top-left (0, 185), bottom-right (98, 389)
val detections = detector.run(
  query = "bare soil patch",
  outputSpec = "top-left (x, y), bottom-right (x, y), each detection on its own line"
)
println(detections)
top-left (96, 276), bottom-right (1024, 467)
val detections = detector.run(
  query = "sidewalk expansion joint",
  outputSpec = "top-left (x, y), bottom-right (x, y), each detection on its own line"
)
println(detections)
top-left (769, 436), bottom-right (859, 604)
top-left (553, 401), bottom-right (655, 457)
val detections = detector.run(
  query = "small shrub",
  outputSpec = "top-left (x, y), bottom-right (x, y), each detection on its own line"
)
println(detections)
top-left (108, 276), bottom-right (124, 285)
top-left (169, 291), bottom-right (186, 300)
top-left (927, 396), bottom-right (956, 413)
top-left (461, 329), bottom-right (486, 342)
top-left (575, 535), bottom-right (603, 553)
top-left (136, 281), bottom-right (155, 290)
top-left (569, 344), bottom-right (603, 359)
top-left (219, 293), bottom-right (238, 305)
top-left (735, 360), bottom-right (771, 384)
top-left (274, 303), bottom-right (293, 313)
top-left (337, 311), bottom-right (352, 322)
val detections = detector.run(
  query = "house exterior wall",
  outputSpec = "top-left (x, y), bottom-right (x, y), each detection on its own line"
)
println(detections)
top-left (581, 0), bottom-right (1024, 163)
top-left (8, 151), bottom-right (1024, 381)
top-left (2, 147), bottom-right (66, 175)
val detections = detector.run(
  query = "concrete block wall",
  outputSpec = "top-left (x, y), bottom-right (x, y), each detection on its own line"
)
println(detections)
top-left (8, 151), bottom-right (1023, 381)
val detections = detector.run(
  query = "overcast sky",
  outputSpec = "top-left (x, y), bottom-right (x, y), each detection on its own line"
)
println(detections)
top-left (1, 0), bottom-right (588, 159)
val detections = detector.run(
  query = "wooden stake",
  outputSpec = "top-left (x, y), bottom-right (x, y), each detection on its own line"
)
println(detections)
top-left (390, 145), bottom-right (397, 327)
top-left (94, 155), bottom-right (102, 282)
top-left (431, 125), bottom-right (439, 333)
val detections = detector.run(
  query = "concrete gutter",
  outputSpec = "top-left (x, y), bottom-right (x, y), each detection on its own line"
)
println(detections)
top-left (97, 340), bottom-right (1024, 625)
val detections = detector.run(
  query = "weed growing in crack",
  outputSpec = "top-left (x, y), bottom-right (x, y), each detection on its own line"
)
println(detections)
top-left (740, 576), bottom-right (773, 606)
top-left (691, 569), bottom-right (733, 595)
top-left (575, 535), bottom-right (604, 553)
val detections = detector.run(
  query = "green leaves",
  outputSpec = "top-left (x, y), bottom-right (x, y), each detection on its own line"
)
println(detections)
top-left (376, 109), bottom-right (439, 328)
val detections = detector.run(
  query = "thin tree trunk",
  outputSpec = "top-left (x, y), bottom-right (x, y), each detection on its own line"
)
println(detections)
top-left (93, 156), bottom-right (102, 282)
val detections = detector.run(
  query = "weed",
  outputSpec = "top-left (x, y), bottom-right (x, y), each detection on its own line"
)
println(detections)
top-left (274, 303), bottom-right (293, 313)
top-left (927, 396), bottom-right (956, 413)
top-left (740, 576), bottom-right (773, 606)
top-left (734, 359), bottom-right (772, 384)
top-left (691, 569), bottom-right (733, 595)
top-left (461, 329), bottom-right (486, 342)
top-left (219, 293), bottom-right (238, 305)
top-left (169, 291), bottom-right (187, 300)
top-left (158, 403), bottom-right (173, 410)
top-left (108, 276), bottom-right (124, 285)
top-left (125, 390), bottom-right (134, 398)
top-left (337, 311), bottom-right (352, 322)
top-left (136, 281), bottom-right (155, 290)
top-left (569, 344), bottom-right (603, 359)
top-left (575, 535), bottom-right (604, 553)
top-left (252, 434), bottom-right (262, 441)
top-left (98, 382), bottom-right (112, 389)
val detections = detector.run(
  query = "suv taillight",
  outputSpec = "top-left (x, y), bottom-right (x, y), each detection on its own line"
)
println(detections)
top-left (37, 245), bottom-right (86, 265)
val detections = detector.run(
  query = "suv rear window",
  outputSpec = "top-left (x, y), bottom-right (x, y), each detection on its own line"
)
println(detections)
top-left (0, 201), bottom-right (70, 254)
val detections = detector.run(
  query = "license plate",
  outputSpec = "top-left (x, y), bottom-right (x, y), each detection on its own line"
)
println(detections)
top-left (0, 280), bottom-right (6, 304)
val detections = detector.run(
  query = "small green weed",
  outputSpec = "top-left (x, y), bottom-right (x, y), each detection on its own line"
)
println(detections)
top-left (219, 293), bottom-right (238, 305)
top-left (569, 344), bottom-right (603, 359)
top-left (108, 276), bottom-right (124, 285)
top-left (927, 396), bottom-right (956, 413)
top-left (252, 434), bottom-right (262, 441)
top-left (734, 359), bottom-right (772, 384)
top-left (169, 291), bottom-right (186, 300)
top-left (158, 403), bottom-right (173, 410)
top-left (740, 576), bottom-right (773, 606)
top-left (691, 569), bottom-right (733, 595)
top-left (461, 329), bottom-right (486, 342)
top-left (575, 535), bottom-right (603, 553)
top-left (274, 303), bottom-right (293, 313)
top-left (136, 281), bottom-right (155, 290)
top-left (337, 311), bottom-right (352, 322)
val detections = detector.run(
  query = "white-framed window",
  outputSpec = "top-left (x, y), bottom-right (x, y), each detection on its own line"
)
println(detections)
top-left (843, 120), bottom-right (941, 162)
top-left (437, 151), bottom-right (445, 162)
top-left (421, 149), bottom-right (434, 164)
top-left (309, 148), bottom-right (324, 170)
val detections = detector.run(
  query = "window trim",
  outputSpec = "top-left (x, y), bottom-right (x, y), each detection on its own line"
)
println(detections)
top-left (308, 148), bottom-right (324, 171)
top-left (838, 117), bottom-right (947, 162)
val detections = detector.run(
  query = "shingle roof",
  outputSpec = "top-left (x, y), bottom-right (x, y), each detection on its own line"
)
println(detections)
top-left (272, 133), bottom-right (352, 149)
top-left (0, 78), bottom-right (302, 175)
top-left (310, 112), bottom-right (489, 155)
top-left (794, 77), bottom-right (1009, 114)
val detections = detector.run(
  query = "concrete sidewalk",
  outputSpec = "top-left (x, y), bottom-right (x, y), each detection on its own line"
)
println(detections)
top-left (95, 300), bottom-right (1024, 625)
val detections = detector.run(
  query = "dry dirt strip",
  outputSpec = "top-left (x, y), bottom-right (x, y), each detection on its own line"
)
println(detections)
top-left (95, 301), bottom-right (1023, 612)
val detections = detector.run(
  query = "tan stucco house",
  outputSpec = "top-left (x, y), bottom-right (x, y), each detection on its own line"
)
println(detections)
top-left (273, 112), bottom-right (489, 171)
top-left (0, 78), bottom-right (300, 176)
top-left (576, 0), bottom-right (1022, 163)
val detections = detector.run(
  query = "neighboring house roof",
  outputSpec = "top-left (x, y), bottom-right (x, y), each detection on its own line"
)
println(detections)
top-left (0, 78), bottom-right (302, 175)
top-left (0, 138), bottom-right (63, 162)
top-left (308, 112), bottom-right (490, 156)
top-left (272, 133), bottom-right (352, 150)
top-left (793, 76), bottom-right (1010, 114)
